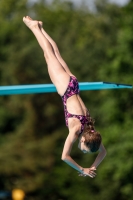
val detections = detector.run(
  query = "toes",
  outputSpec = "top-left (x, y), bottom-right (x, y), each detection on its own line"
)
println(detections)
top-left (24, 16), bottom-right (33, 21)
top-left (23, 16), bottom-right (31, 22)
top-left (23, 16), bottom-right (26, 21)
top-left (27, 16), bottom-right (32, 20)
top-left (25, 16), bottom-right (30, 19)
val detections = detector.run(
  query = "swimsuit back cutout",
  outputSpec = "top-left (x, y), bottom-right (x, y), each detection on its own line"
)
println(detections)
top-left (61, 76), bottom-right (88, 134)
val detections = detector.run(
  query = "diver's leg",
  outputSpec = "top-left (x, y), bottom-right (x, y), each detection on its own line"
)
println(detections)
top-left (38, 21), bottom-right (75, 77)
top-left (23, 16), bottom-right (70, 95)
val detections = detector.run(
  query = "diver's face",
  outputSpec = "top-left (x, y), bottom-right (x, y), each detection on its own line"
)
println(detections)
top-left (78, 136), bottom-right (91, 154)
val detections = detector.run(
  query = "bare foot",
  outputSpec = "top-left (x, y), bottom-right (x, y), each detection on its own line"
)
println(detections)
top-left (23, 16), bottom-right (39, 29)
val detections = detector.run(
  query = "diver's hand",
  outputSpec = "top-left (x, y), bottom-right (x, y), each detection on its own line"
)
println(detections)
top-left (78, 167), bottom-right (96, 178)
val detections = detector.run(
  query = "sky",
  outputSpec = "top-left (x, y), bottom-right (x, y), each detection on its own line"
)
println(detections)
top-left (58, 0), bottom-right (130, 10)
top-left (67, 0), bottom-right (130, 6)
top-left (30, 0), bottom-right (130, 6)
top-left (108, 0), bottom-right (129, 5)
top-left (29, 0), bottom-right (130, 11)
top-left (45, 0), bottom-right (130, 6)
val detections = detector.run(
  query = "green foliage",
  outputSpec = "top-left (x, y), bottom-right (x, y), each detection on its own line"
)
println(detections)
top-left (0, 0), bottom-right (133, 199)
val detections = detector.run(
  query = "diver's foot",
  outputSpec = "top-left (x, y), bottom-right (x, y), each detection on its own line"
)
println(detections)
top-left (23, 16), bottom-right (39, 29)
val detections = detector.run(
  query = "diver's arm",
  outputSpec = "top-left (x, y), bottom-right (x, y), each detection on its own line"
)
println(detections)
top-left (91, 143), bottom-right (107, 168)
top-left (61, 130), bottom-right (96, 178)
top-left (61, 131), bottom-right (83, 172)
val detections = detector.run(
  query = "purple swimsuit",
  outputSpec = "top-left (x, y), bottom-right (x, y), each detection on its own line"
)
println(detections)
top-left (61, 76), bottom-right (88, 134)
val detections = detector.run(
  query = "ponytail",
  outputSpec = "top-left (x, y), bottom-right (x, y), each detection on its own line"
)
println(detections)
top-left (83, 111), bottom-right (101, 152)
top-left (86, 111), bottom-right (95, 131)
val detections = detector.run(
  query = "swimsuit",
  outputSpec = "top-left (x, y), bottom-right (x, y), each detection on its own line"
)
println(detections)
top-left (61, 76), bottom-right (88, 134)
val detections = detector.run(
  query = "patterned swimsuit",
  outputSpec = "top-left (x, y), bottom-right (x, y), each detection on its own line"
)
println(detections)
top-left (61, 76), bottom-right (88, 134)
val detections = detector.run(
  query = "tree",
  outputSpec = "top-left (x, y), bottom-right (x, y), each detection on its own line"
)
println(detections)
top-left (0, 0), bottom-right (133, 199)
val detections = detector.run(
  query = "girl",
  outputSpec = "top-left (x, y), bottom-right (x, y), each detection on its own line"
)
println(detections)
top-left (23, 16), bottom-right (106, 178)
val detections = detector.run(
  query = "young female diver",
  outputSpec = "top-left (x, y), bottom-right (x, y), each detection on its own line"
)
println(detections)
top-left (23, 16), bottom-right (107, 178)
